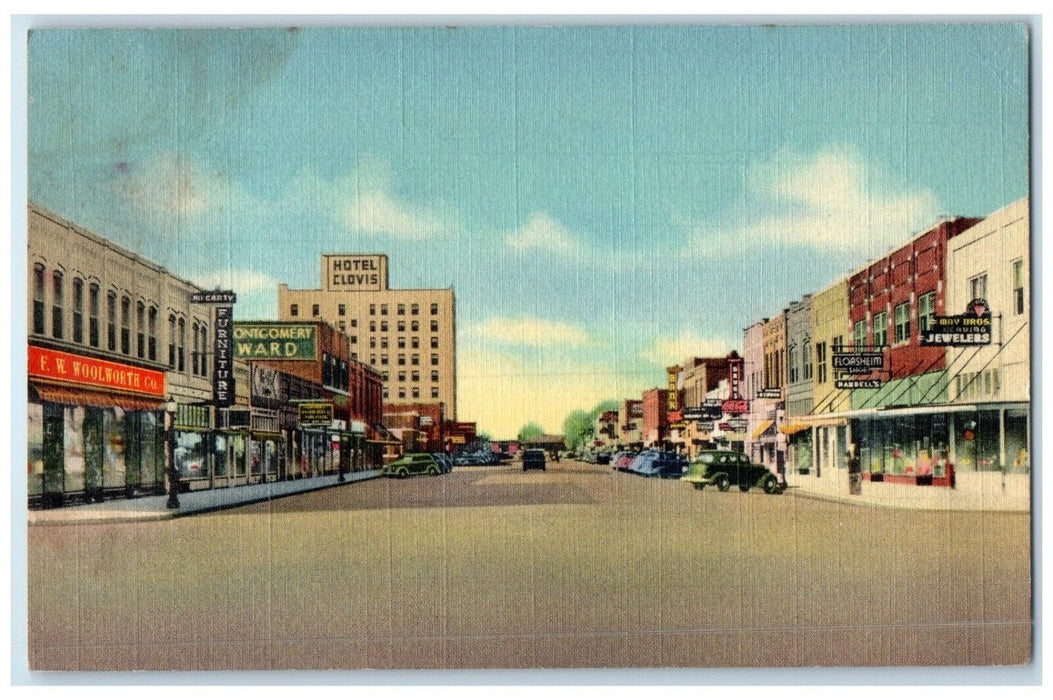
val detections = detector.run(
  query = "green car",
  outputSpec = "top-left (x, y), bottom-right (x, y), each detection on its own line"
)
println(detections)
top-left (381, 453), bottom-right (442, 478)
top-left (681, 450), bottom-right (783, 494)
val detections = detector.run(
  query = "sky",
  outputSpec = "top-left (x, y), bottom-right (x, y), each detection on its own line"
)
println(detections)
top-left (24, 22), bottom-right (1030, 438)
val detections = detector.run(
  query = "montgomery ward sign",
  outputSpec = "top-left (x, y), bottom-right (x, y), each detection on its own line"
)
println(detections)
top-left (920, 298), bottom-right (993, 346)
top-left (323, 254), bottom-right (388, 292)
top-left (234, 323), bottom-right (317, 360)
top-left (29, 346), bottom-right (165, 396)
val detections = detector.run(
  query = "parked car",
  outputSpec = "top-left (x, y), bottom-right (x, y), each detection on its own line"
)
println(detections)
top-left (522, 448), bottom-right (547, 471)
top-left (611, 451), bottom-right (638, 471)
top-left (381, 453), bottom-right (442, 478)
top-left (431, 453), bottom-right (453, 473)
top-left (595, 451), bottom-right (611, 465)
top-left (628, 450), bottom-right (688, 478)
top-left (681, 450), bottom-right (783, 494)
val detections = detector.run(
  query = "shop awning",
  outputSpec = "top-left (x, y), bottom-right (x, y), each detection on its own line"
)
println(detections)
top-left (751, 420), bottom-right (774, 440)
top-left (779, 423), bottom-right (811, 436)
top-left (31, 383), bottom-right (165, 411)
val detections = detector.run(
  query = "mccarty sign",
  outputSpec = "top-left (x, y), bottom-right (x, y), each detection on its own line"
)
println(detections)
top-left (233, 323), bottom-right (317, 360)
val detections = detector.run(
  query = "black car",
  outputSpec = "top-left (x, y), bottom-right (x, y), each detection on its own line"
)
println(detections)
top-left (522, 448), bottom-right (547, 471)
top-left (682, 450), bottom-right (782, 494)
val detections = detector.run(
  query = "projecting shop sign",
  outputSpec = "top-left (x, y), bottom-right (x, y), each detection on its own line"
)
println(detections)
top-left (832, 352), bottom-right (885, 375)
top-left (298, 402), bottom-right (334, 427)
top-left (234, 323), bottom-right (317, 360)
top-left (920, 298), bottom-right (993, 346)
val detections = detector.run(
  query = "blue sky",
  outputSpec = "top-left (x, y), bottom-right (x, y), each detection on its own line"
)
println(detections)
top-left (26, 23), bottom-right (1030, 437)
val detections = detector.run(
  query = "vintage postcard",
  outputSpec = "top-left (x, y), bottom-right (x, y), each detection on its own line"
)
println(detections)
top-left (17, 20), bottom-right (1032, 677)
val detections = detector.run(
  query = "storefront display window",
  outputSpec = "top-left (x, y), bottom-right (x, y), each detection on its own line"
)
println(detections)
top-left (1005, 409), bottom-right (1029, 472)
top-left (175, 430), bottom-right (207, 479)
top-left (28, 403), bottom-right (44, 496)
top-left (233, 434), bottom-right (246, 477)
top-left (139, 412), bottom-right (162, 489)
top-left (65, 406), bottom-right (87, 492)
top-left (214, 434), bottom-right (229, 478)
top-left (976, 410), bottom-right (1001, 471)
top-left (103, 408), bottom-right (127, 489)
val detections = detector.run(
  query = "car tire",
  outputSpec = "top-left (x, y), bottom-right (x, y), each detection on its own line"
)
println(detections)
top-left (429, 466), bottom-right (439, 476)
top-left (763, 474), bottom-right (780, 494)
top-left (715, 474), bottom-right (731, 492)
top-left (739, 482), bottom-right (750, 492)
top-left (397, 467), bottom-right (409, 479)
top-left (692, 482), bottom-right (704, 490)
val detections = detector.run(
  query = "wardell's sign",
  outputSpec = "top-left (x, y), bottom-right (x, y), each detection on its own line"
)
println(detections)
top-left (920, 298), bottom-right (994, 346)
top-left (29, 346), bottom-right (165, 396)
top-left (234, 323), bottom-right (317, 360)
top-left (323, 254), bottom-right (388, 292)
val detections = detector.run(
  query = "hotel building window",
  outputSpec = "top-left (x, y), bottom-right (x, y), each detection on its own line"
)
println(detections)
top-left (369, 304), bottom-right (376, 315)
top-left (411, 320), bottom-right (419, 332)
top-left (430, 336), bottom-right (439, 349)
top-left (398, 303), bottom-right (405, 315)
top-left (88, 283), bottom-right (100, 347)
top-left (380, 337), bottom-right (388, 349)
top-left (873, 311), bottom-right (888, 348)
top-left (398, 371), bottom-right (406, 382)
top-left (430, 303), bottom-right (438, 315)
top-left (381, 354), bottom-right (388, 366)
top-left (32, 263), bottom-right (45, 335)
top-left (894, 302), bottom-right (911, 344)
top-left (338, 303), bottom-right (346, 316)
top-left (411, 337), bottom-right (419, 349)
top-left (431, 370), bottom-right (439, 382)
top-left (411, 303), bottom-right (419, 315)
top-left (51, 270), bottom-right (64, 340)
top-left (431, 354), bottom-right (439, 366)
top-left (411, 371), bottom-right (419, 382)
top-left (411, 354), bottom-right (419, 366)
top-left (398, 387), bottom-right (406, 399)
top-left (312, 303), bottom-right (319, 317)
top-left (398, 337), bottom-right (406, 349)
top-left (430, 319), bottom-right (439, 332)
top-left (381, 304), bottom-right (388, 315)
top-left (431, 387), bottom-right (440, 399)
top-left (72, 278), bottom-right (84, 344)
top-left (398, 354), bottom-right (406, 366)
top-left (290, 303), bottom-right (299, 317)
top-left (398, 320), bottom-right (406, 332)
top-left (412, 387), bottom-right (420, 399)
top-left (381, 321), bottom-right (388, 332)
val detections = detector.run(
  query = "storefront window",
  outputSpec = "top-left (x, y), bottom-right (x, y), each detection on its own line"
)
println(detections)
top-left (976, 410), bottom-right (1001, 471)
top-left (175, 430), bottom-right (207, 479)
top-left (28, 403), bottom-right (44, 496)
top-left (139, 411), bottom-right (162, 489)
top-left (103, 408), bottom-right (127, 489)
top-left (214, 434), bottom-right (229, 478)
top-left (233, 435), bottom-right (246, 477)
top-left (65, 406), bottom-right (87, 492)
top-left (1005, 409), bottom-right (1029, 472)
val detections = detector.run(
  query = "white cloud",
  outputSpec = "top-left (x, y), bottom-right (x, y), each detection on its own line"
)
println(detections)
top-left (504, 212), bottom-right (585, 255)
top-left (109, 151), bottom-right (231, 218)
top-left (466, 316), bottom-right (593, 348)
top-left (638, 332), bottom-right (729, 366)
top-left (681, 145), bottom-right (942, 259)
top-left (345, 187), bottom-right (445, 239)
top-left (191, 268), bottom-right (279, 294)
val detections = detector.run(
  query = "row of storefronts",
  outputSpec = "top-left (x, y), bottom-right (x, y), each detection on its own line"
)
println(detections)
top-left (27, 202), bottom-right (390, 509)
top-left (595, 198), bottom-right (1030, 500)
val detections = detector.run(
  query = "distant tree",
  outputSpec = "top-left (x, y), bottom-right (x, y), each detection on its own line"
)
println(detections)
top-left (588, 400), bottom-right (620, 422)
top-left (477, 431), bottom-right (492, 442)
top-left (517, 422), bottom-right (544, 443)
top-left (562, 409), bottom-right (594, 451)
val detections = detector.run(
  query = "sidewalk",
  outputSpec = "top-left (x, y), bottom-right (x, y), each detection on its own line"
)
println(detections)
top-left (786, 468), bottom-right (1031, 512)
top-left (27, 470), bottom-right (382, 526)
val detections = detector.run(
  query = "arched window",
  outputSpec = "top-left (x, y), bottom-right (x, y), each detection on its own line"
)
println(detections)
top-left (51, 270), bottom-right (64, 340)
top-left (72, 278), bottom-right (84, 344)
top-left (32, 264), bottom-right (45, 335)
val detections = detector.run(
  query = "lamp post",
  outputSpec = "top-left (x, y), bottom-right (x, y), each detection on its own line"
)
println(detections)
top-left (165, 397), bottom-right (180, 509)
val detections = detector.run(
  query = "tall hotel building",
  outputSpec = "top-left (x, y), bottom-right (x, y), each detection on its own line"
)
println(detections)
top-left (278, 254), bottom-right (457, 418)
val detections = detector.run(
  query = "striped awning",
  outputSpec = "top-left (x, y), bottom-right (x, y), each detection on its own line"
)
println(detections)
top-left (31, 382), bottom-right (165, 411)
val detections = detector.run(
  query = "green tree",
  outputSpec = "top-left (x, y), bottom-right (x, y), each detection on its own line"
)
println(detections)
top-left (517, 422), bottom-right (544, 443)
top-left (562, 409), bottom-right (594, 451)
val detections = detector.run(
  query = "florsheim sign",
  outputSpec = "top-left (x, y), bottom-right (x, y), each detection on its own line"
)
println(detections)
top-left (920, 298), bottom-right (993, 346)
top-left (234, 323), bottom-right (317, 360)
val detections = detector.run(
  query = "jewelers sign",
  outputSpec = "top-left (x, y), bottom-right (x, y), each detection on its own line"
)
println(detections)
top-left (920, 298), bottom-right (993, 346)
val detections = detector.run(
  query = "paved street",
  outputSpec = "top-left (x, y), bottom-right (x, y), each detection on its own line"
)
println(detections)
top-left (27, 460), bottom-right (1031, 671)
